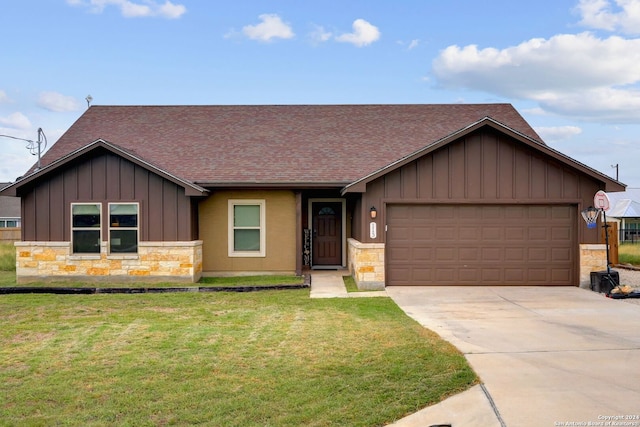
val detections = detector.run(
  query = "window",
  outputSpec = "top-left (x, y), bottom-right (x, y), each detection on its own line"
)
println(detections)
top-left (228, 200), bottom-right (265, 257)
top-left (0, 219), bottom-right (20, 228)
top-left (72, 203), bottom-right (101, 253)
top-left (109, 203), bottom-right (139, 253)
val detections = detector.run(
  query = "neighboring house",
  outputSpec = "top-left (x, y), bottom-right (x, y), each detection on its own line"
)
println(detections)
top-left (0, 183), bottom-right (21, 242)
top-left (605, 189), bottom-right (640, 243)
top-left (0, 104), bottom-right (624, 287)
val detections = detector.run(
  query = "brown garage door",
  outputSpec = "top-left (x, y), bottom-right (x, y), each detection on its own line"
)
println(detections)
top-left (386, 204), bottom-right (576, 286)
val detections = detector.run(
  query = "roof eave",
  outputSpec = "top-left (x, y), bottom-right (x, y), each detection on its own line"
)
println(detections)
top-left (196, 181), bottom-right (350, 190)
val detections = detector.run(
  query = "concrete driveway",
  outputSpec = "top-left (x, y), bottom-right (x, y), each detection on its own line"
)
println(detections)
top-left (386, 286), bottom-right (640, 427)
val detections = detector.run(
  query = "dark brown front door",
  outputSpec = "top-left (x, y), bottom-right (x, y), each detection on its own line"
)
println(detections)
top-left (312, 202), bottom-right (342, 266)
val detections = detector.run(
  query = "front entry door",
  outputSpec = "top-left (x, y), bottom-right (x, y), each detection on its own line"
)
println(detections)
top-left (312, 202), bottom-right (342, 266)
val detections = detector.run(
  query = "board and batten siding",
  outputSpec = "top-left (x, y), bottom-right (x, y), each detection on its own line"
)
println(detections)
top-left (360, 128), bottom-right (603, 244)
top-left (20, 150), bottom-right (197, 242)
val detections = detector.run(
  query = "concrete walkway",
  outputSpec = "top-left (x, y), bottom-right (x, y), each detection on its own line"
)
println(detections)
top-left (309, 269), bottom-right (387, 298)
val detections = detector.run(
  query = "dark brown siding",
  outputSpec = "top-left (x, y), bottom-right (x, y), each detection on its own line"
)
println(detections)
top-left (19, 150), bottom-right (197, 242)
top-left (360, 128), bottom-right (603, 245)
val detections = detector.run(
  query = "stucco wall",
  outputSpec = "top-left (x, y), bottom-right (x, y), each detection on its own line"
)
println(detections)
top-left (15, 241), bottom-right (203, 283)
top-left (199, 190), bottom-right (297, 274)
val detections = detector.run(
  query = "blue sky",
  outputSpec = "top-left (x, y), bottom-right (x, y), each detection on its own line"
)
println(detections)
top-left (1, 0), bottom-right (639, 190)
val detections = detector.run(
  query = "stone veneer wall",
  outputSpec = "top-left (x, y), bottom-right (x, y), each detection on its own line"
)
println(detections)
top-left (579, 244), bottom-right (608, 288)
top-left (15, 241), bottom-right (203, 284)
top-left (347, 238), bottom-right (385, 290)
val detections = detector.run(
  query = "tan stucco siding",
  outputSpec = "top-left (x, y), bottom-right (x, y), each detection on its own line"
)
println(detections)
top-left (199, 190), bottom-right (297, 273)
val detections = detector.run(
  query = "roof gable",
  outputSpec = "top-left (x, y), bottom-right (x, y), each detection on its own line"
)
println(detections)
top-left (1, 139), bottom-right (208, 197)
top-left (342, 117), bottom-right (624, 194)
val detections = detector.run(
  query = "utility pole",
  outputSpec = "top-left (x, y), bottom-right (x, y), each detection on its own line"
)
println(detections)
top-left (0, 128), bottom-right (48, 171)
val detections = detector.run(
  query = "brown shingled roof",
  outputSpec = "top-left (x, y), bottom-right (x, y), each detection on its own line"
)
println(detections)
top-left (37, 104), bottom-right (541, 186)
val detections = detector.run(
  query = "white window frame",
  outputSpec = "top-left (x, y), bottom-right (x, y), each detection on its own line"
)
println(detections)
top-left (228, 199), bottom-right (266, 257)
top-left (71, 202), bottom-right (102, 254)
top-left (108, 202), bottom-right (140, 254)
top-left (0, 218), bottom-right (20, 228)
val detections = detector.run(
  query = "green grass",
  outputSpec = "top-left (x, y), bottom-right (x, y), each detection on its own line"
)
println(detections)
top-left (200, 275), bottom-right (304, 286)
top-left (619, 243), bottom-right (640, 266)
top-left (344, 275), bottom-right (359, 292)
top-left (342, 275), bottom-right (378, 292)
top-left (0, 289), bottom-right (476, 426)
top-left (0, 242), bottom-right (15, 272)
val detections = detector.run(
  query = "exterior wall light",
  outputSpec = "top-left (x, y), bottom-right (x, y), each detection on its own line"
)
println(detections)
top-left (370, 206), bottom-right (377, 219)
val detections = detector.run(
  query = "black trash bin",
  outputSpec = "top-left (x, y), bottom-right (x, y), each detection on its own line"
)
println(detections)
top-left (590, 270), bottom-right (619, 294)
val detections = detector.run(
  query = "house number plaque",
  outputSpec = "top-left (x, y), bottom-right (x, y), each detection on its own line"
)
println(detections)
top-left (369, 221), bottom-right (377, 239)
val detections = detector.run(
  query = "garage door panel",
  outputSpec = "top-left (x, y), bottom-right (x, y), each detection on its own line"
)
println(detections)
top-left (504, 248), bottom-right (525, 261)
top-left (459, 248), bottom-right (479, 261)
top-left (459, 226), bottom-right (480, 240)
top-left (528, 248), bottom-right (548, 261)
top-left (551, 248), bottom-right (571, 261)
top-left (435, 227), bottom-right (456, 240)
top-left (482, 206), bottom-right (502, 219)
top-left (386, 204), bottom-right (575, 286)
top-left (434, 206), bottom-right (455, 219)
top-left (413, 247), bottom-right (433, 261)
top-left (435, 247), bottom-right (456, 261)
top-left (528, 227), bottom-right (548, 240)
top-left (388, 205), bottom-right (411, 220)
top-left (435, 269), bottom-right (455, 281)
top-left (482, 227), bottom-right (502, 240)
top-left (387, 247), bottom-right (410, 262)
top-left (552, 227), bottom-right (571, 240)
top-left (482, 268), bottom-right (501, 282)
top-left (505, 227), bottom-right (525, 240)
top-left (459, 268), bottom-right (480, 281)
top-left (504, 269), bottom-right (524, 282)
top-left (481, 248), bottom-right (501, 261)
top-left (505, 206), bottom-right (526, 219)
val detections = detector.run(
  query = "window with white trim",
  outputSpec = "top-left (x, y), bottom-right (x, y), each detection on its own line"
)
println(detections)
top-left (109, 203), bottom-right (139, 253)
top-left (0, 218), bottom-right (20, 227)
top-left (228, 200), bottom-right (265, 257)
top-left (72, 203), bottom-right (101, 254)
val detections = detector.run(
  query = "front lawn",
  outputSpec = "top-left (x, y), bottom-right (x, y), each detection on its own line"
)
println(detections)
top-left (0, 288), bottom-right (476, 426)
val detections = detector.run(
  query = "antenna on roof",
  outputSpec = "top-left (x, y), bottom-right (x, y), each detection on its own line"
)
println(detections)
top-left (86, 95), bottom-right (93, 109)
top-left (611, 164), bottom-right (619, 181)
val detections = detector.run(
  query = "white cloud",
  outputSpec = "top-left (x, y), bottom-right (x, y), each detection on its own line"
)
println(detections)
top-left (0, 90), bottom-right (10, 103)
top-left (67, 0), bottom-right (186, 19)
top-left (408, 39), bottom-right (420, 50)
top-left (242, 14), bottom-right (294, 42)
top-left (432, 32), bottom-right (640, 122)
top-left (37, 92), bottom-right (81, 113)
top-left (0, 112), bottom-right (32, 130)
top-left (535, 125), bottom-right (583, 141)
top-left (335, 19), bottom-right (380, 47)
top-left (309, 24), bottom-right (332, 44)
top-left (576, 0), bottom-right (640, 35)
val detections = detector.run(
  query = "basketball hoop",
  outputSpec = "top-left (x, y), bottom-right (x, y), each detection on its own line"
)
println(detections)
top-left (581, 206), bottom-right (599, 229)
